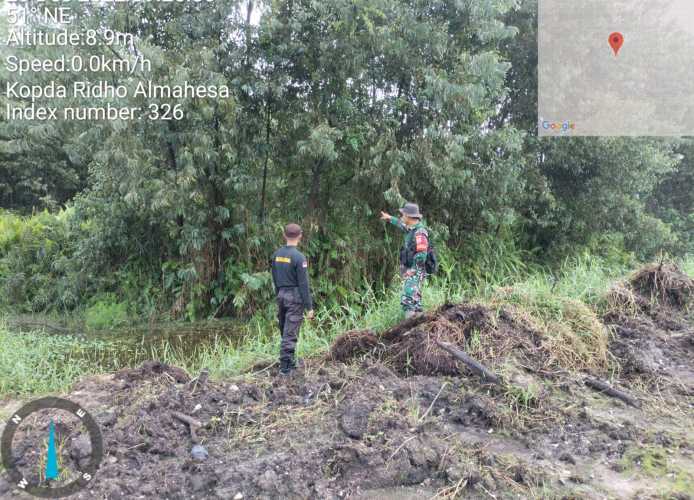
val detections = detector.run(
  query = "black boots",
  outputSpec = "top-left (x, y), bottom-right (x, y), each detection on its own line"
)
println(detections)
top-left (279, 357), bottom-right (301, 376)
top-left (279, 358), bottom-right (293, 376)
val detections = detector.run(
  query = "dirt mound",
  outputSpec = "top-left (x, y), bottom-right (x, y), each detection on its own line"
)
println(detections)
top-left (331, 303), bottom-right (554, 379)
top-left (330, 329), bottom-right (381, 362)
top-left (604, 262), bottom-right (694, 391)
top-left (3, 346), bottom-right (689, 500)
top-left (630, 262), bottom-right (694, 309)
top-left (114, 360), bottom-right (191, 385)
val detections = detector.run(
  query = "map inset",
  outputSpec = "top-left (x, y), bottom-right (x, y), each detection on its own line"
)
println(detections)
top-left (538, 0), bottom-right (694, 136)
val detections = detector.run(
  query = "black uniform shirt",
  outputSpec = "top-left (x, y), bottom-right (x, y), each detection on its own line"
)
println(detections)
top-left (271, 245), bottom-right (313, 310)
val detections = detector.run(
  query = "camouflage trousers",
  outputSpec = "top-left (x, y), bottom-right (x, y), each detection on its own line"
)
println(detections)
top-left (401, 268), bottom-right (426, 313)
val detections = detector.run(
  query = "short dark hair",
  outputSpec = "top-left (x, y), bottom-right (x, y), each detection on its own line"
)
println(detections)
top-left (284, 223), bottom-right (302, 239)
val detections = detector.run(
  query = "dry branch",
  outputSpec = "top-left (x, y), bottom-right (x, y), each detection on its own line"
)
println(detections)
top-left (172, 411), bottom-right (202, 443)
top-left (435, 340), bottom-right (502, 385)
top-left (189, 368), bottom-right (210, 393)
top-left (584, 378), bottom-right (641, 408)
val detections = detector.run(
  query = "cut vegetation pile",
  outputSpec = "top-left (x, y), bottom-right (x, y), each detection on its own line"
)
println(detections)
top-left (630, 262), bottom-right (694, 309)
top-left (330, 298), bottom-right (608, 382)
top-left (604, 263), bottom-right (694, 391)
top-left (1, 263), bottom-right (692, 499)
top-left (331, 303), bottom-right (552, 380)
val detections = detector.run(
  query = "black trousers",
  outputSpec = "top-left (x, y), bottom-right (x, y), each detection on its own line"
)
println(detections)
top-left (277, 288), bottom-right (304, 364)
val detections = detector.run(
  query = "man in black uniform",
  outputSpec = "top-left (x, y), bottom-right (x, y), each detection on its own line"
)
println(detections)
top-left (271, 223), bottom-right (314, 375)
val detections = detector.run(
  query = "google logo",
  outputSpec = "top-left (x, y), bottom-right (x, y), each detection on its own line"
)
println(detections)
top-left (540, 119), bottom-right (576, 133)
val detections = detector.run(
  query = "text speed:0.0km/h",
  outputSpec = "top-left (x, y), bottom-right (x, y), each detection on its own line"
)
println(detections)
top-left (6, 55), bottom-right (151, 76)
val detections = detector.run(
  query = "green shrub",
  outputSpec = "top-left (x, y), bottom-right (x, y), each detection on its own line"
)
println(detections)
top-left (84, 295), bottom-right (129, 330)
top-left (0, 209), bottom-right (84, 312)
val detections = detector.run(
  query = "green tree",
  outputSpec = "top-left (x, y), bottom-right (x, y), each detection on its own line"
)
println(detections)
top-left (500, 1), bottom-right (682, 259)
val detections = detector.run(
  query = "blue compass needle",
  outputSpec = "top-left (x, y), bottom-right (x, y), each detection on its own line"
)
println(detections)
top-left (45, 420), bottom-right (59, 481)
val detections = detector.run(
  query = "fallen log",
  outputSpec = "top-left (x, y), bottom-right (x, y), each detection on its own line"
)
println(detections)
top-left (584, 378), bottom-right (641, 408)
top-left (9, 320), bottom-right (80, 336)
top-left (435, 340), bottom-right (502, 385)
top-left (172, 411), bottom-right (202, 443)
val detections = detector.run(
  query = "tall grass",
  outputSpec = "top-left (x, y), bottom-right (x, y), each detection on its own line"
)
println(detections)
top-left (0, 278), bottom-right (466, 396)
top-left (498, 253), bottom-right (626, 305)
top-left (680, 254), bottom-right (694, 278)
top-left (0, 323), bottom-right (106, 396)
top-left (88, 255), bottom-right (620, 379)
top-left (487, 255), bottom-right (615, 372)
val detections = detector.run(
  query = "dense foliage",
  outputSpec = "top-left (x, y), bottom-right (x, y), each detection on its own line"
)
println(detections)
top-left (0, 0), bottom-right (691, 318)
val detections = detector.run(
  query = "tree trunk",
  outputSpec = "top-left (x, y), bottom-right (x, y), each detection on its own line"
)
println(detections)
top-left (260, 97), bottom-right (272, 222)
top-left (244, 1), bottom-right (254, 67)
top-left (308, 159), bottom-right (324, 222)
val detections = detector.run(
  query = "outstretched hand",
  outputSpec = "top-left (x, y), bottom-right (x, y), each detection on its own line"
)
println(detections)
top-left (380, 211), bottom-right (392, 221)
top-left (306, 309), bottom-right (315, 320)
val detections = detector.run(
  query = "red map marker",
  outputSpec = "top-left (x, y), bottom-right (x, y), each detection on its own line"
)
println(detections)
top-left (609, 32), bottom-right (624, 55)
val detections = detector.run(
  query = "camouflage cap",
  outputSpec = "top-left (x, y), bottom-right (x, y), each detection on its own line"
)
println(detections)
top-left (284, 223), bottom-right (303, 239)
top-left (399, 202), bottom-right (422, 219)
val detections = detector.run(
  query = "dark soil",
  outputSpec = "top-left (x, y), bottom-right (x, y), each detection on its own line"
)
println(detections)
top-left (5, 410), bottom-right (89, 490)
top-left (605, 264), bottom-right (694, 393)
top-left (1, 264), bottom-right (692, 499)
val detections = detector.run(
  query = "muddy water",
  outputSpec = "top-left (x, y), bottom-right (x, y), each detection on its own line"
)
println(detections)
top-left (92, 322), bottom-right (249, 371)
top-left (10, 317), bottom-right (247, 369)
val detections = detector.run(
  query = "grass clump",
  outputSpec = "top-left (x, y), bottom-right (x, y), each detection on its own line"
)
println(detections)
top-left (603, 258), bottom-right (694, 320)
top-left (491, 284), bottom-right (609, 373)
top-left (0, 322), bottom-right (109, 396)
top-left (483, 255), bottom-right (617, 373)
top-left (620, 445), bottom-right (694, 496)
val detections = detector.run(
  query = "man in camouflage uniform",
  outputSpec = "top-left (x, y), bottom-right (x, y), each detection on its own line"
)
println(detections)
top-left (380, 202), bottom-right (429, 318)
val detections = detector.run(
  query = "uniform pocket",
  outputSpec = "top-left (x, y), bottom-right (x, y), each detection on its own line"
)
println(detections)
top-left (290, 287), bottom-right (302, 304)
top-left (287, 313), bottom-right (303, 323)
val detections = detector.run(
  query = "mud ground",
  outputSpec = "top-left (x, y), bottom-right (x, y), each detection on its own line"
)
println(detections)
top-left (1, 267), bottom-right (692, 499)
